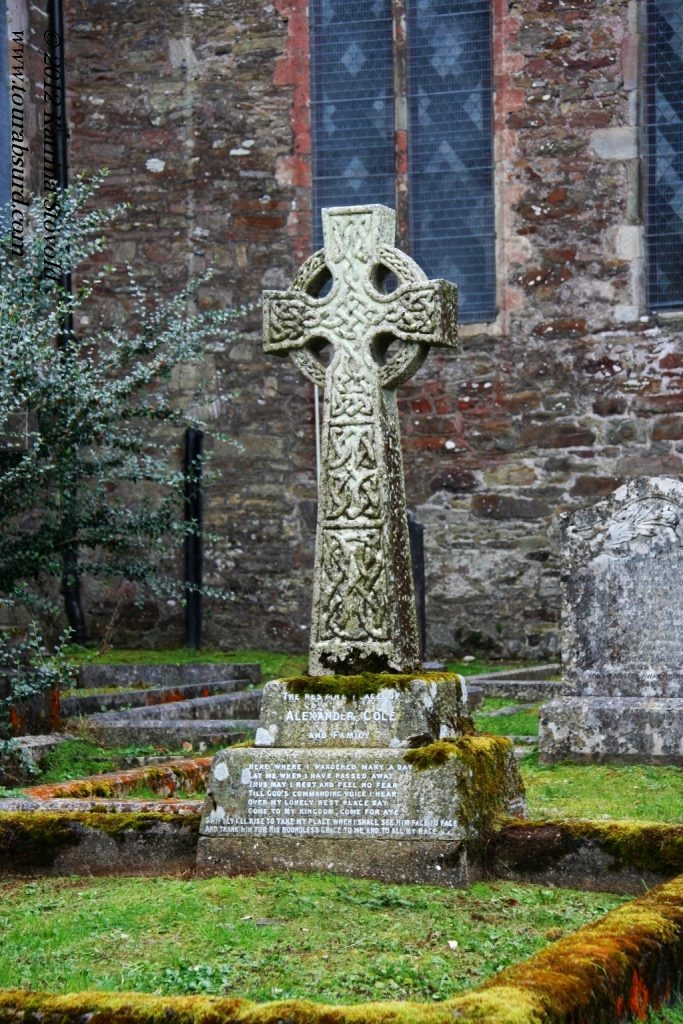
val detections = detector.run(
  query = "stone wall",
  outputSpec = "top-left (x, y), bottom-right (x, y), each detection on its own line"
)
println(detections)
top-left (33, 0), bottom-right (683, 657)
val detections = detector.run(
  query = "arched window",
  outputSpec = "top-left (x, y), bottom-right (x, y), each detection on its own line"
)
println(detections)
top-left (310, 0), bottom-right (495, 324)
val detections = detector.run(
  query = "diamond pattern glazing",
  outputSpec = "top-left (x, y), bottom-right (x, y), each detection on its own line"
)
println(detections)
top-left (407, 0), bottom-right (495, 323)
top-left (647, 0), bottom-right (683, 309)
top-left (310, 0), bottom-right (395, 248)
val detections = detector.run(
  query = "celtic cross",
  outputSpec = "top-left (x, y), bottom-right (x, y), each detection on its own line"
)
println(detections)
top-left (263, 205), bottom-right (458, 676)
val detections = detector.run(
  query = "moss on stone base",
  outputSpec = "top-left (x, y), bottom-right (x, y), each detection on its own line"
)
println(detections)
top-left (283, 671), bottom-right (458, 698)
top-left (501, 818), bottom-right (683, 878)
top-left (404, 735), bottom-right (524, 837)
top-left (26, 758), bottom-right (212, 801)
top-left (0, 811), bottom-right (201, 869)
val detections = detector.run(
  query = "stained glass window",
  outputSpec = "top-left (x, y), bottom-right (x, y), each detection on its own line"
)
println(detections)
top-left (646, 0), bottom-right (683, 310)
top-left (309, 0), bottom-right (496, 323)
top-left (407, 0), bottom-right (495, 322)
top-left (310, 0), bottom-right (396, 248)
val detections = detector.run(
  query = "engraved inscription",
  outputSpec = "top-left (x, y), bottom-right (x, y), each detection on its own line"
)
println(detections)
top-left (202, 758), bottom-right (461, 839)
top-left (563, 478), bottom-right (683, 695)
top-left (582, 554), bottom-right (683, 669)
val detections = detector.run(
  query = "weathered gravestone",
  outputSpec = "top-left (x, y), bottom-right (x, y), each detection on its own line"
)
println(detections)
top-left (540, 477), bottom-right (683, 763)
top-left (197, 206), bottom-right (525, 884)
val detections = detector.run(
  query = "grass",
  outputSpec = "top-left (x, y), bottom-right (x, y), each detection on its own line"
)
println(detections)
top-left (0, 874), bottom-right (625, 1003)
top-left (475, 710), bottom-right (540, 737)
top-left (473, 697), bottom-right (540, 737)
top-left (649, 1006), bottom-right (683, 1022)
top-left (33, 739), bottom-right (217, 785)
top-left (520, 751), bottom-right (683, 823)
top-left (66, 647), bottom-right (310, 680)
top-left (65, 647), bottom-right (525, 681)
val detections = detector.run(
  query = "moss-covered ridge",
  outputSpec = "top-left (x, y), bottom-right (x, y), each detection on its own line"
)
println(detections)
top-left (0, 811), bottom-right (201, 869)
top-left (0, 874), bottom-right (682, 1022)
top-left (24, 757), bottom-right (212, 801)
top-left (404, 736), bottom-right (525, 838)
top-left (283, 671), bottom-right (458, 698)
top-left (497, 818), bottom-right (683, 878)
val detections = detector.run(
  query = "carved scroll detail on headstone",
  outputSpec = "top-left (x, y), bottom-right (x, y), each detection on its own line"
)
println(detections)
top-left (263, 205), bottom-right (458, 675)
top-left (570, 496), bottom-right (683, 562)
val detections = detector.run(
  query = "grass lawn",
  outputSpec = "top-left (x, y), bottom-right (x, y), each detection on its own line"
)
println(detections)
top-left (520, 752), bottom-right (683, 823)
top-left (474, 706), bottom-right (541, 737)
top-left (0, 874), bottom-right (625, 1003)
top-left (66, 647), bottom-right (310, 680)
top-left (650, 1008), bottom-right (683, 1023)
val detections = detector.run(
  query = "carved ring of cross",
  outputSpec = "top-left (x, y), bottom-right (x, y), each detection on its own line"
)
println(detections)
top-left (286, 246), bottom-right (432, 392)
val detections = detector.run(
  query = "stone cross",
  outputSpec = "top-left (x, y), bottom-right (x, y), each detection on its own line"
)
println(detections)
top-left (263, 205), bottom-right (458, 676)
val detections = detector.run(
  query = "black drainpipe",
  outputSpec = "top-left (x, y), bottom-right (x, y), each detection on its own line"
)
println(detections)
top-left (184, 427), bottom-right (204, 649)
top-left (407, 511), bottom-right (427, 664)
top-left (47, 0), bottom-right (86, 644)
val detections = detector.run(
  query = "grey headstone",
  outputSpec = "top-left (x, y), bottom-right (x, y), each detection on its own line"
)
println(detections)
top-left (540, 477), bottom-right (683, 763)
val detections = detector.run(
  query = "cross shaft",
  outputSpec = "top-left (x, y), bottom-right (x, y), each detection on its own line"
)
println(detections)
top-left (263, 205), bottom-right (457, 675)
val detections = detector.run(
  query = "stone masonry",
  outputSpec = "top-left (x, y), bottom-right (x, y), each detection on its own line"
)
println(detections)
top-left (12, 0), bottom-right (682, 658)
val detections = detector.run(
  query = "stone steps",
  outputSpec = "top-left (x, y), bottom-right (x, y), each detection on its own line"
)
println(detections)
top-left (82, 717), bottom-right (259, 749)
top-left (86, 690), bottom-right (262, 723)
top-left (72, 664), bottom-right (264, 750)
top-left (61, 660), bottom-right (263, 752)
top-left (467, 664), bottom-right (563, 703)
top-left (61, 679), bottom-right (257, 717)
top-left (76, 661), bottom-right (261, 690)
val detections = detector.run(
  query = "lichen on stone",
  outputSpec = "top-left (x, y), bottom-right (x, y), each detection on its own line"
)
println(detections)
top-left (26, 758), bottom-right (212, 801)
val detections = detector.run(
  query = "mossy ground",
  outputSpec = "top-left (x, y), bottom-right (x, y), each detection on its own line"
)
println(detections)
top-left (0, 875), bottom-right (624, 1004)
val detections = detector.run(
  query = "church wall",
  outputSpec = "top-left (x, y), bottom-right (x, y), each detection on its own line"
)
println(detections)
top-left (55, 0), bottom-right (683, 659)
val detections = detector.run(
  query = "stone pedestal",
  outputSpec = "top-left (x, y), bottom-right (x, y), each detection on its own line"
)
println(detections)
top-left (540, 478), bottom-right (683, 764)
top-left (197, 674), bottom-right (525, 885)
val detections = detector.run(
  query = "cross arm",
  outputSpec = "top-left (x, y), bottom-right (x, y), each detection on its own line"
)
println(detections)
top-left (263, 289), bottom-right (326, 355)
top-left (382, 279), bottom-right (458, 349)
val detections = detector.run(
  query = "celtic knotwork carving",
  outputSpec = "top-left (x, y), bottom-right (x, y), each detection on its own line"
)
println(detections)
top-left (323, 424), bottom-right (380, 524)
top-left (262, 205), bottom-right (458, 674)
top-left (320, 530), bottom-right (388, 642)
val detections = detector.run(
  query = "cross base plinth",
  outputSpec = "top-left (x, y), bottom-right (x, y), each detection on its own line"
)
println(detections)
top-left (197, 676), bottom-right (526, 885)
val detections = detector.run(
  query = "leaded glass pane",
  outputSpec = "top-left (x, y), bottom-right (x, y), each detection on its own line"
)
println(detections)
top-left (407, 0), bottom-right (495, 323)
top-left (310, 0), bottom-right (396, 249)
top-left (646, 0), bottom-right (683, 310)
top-left (0, 0), bottom-right (11, 218)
